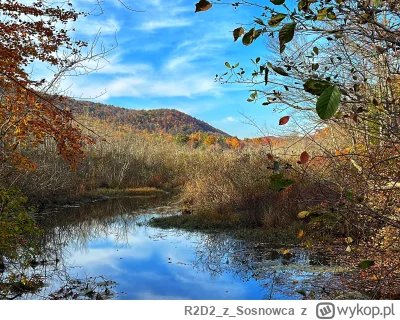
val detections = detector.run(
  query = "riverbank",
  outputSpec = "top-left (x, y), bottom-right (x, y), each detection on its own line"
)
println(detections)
top-left (34, 187), bottom-right (172, 211)
top-left (149, 212), bottom-right (302, 245)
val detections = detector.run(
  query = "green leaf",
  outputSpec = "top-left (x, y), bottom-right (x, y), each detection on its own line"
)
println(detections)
top-left (269, 173), bottom-right (293, 191)
top-left (358, 260), bottom-right (375, 269)
top-left (271, 0), bottom-right (285, 4)
top-left (279, 22), bottom-right (296, 44)
top-left (313, 47), bottom-right (319, 55)
top-left (264, 68), bottom-right (269, 85)
top-left (250, 91), bottom-right (258, 100)
top-left (298, 0), bottom-right (308, 11)
top-left (316, 85), bottom-right (341, 120)
top-left (268, 13), bottom-right (287, 27)
top-left (345, 189), bottom-right (354, 201)
top-left (242, 28), bottom-right (262, 46)
top-left (271, 65), bottom-right (289, 76)
top-left (254, 18), bottom-right (266, 26)
top-left (304, 79), bottom-right (331, 95)
top-left (233, 27), bottom-right (244, 42)
top-left (279, 23), bottom-right (296, 53)
top-left (327, 12), bottom-right (337, 20)
top-left (225, 62), bottom-right (231, 68)
top-left (242, 28), bottom-right (255, 46)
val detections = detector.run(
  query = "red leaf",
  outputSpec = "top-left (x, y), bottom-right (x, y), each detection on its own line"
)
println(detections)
top-left (267, 153), bottom-right (274, 161)
top-left (300, 151), bottom-right (310, 164)
top-left (279, 116), bottom-right (290, 125)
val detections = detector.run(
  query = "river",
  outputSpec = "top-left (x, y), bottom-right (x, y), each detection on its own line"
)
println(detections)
top-left (2, 195), bottom-right (345, 300)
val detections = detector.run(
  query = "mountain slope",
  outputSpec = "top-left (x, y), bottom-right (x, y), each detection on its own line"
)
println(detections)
top-left (64, 99), bottom-right (229, 136)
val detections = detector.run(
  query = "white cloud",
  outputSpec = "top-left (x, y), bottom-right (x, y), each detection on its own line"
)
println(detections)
top-left (163, 25), bottom-right (233, 72)
top-left (138, 18), bottom-right (192, 31)
top-left (75, 17), bottom-right (121, 36)
top-left (223, 116), bottom-right (237, 123)
top-left (67, 72), bottom-right (217, 100)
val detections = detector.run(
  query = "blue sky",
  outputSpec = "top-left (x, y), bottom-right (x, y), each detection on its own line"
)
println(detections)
top-left (54, 0), bottom-right (289, 138)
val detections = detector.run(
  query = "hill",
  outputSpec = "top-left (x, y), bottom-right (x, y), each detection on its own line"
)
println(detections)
top-left (62, 98), bottom-right (229, 136)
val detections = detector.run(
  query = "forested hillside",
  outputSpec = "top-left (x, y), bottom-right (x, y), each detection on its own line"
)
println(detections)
top-left (63, 98), bottom-right (229, 136)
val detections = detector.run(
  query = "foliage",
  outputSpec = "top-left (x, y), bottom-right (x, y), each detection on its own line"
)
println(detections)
top-left (0, 1), bottom-right (102, 169)
top-left (0, 187), bottom-right (43, 299)
top-left (0, 187), bottom-right (42, 262)
top-left (209, 0), bottom-right (400, 122)
top-left (200, 0), bottom-right (400, 296)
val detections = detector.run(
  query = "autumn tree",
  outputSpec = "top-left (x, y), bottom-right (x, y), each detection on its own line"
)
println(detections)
top-left (203, 134), bottom-right (218, 147)
top-left (225, 136), bottom-right (241, 149)
top-left (0, 0), bottom-right (108, 170)
top-left (0, 0), bottom-right (132, 294)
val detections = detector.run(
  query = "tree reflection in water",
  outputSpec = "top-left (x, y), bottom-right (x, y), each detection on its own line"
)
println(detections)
top-left (1, 195), bottom-right (343, 300)
top-left (192, 233), bottom-right (343, 299)
top-left (1, 196), bottom-right (171, 299)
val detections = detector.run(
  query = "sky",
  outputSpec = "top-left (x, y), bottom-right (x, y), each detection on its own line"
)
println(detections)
top-left (45, 0), bottom-right (291, 138)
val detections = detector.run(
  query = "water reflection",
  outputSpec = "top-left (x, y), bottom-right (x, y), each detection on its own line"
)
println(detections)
top-left (2, 196), bottom-right (343, 300)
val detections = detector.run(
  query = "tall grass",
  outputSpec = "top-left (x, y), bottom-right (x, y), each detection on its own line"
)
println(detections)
top-left (0, 117), bottom-right (340, 230)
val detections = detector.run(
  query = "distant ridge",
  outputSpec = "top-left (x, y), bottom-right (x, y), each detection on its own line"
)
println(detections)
top-left (63, 98), bottom-right (229, 136)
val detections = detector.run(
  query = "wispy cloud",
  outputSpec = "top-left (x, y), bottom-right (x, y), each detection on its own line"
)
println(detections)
top-left (66, 71), bottom-right (217, 100)
top-left (223, 116), bottom-right (238, 123)
top-left (138, 18), bottom-right (192, 31)
top-left (76, 17), bottom-right (121, 36)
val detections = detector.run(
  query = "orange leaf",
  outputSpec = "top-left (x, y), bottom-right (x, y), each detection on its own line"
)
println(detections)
top-left (279, 116), bottom-right (290, 125)
top-left (195, 0), bottom-right (212, 12)
top-left (297, 229), bottom-right (304, 238)
top-left (300, 151), bottom-right (310, 164)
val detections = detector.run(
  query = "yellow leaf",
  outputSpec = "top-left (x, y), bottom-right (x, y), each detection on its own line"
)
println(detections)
top-left (345, 237), bottom-right (353, 244)
top-left (371, 275), bottom-right (378, 281)
top-left (346, 246), bottom-right (352, 252)
top-left (297, 229), bottom-right (304, 238)
top-left (283, 249), bottom-right (291, 255)
top-left (297, 211), bottom-right (310, 219)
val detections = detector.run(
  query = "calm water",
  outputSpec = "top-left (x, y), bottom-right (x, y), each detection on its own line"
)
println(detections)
top-left (8, 196), bottom-right (343, 300)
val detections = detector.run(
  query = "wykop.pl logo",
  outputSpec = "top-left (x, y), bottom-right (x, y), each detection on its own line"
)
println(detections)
top-left (316, 303), bottom-right (336, 319)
